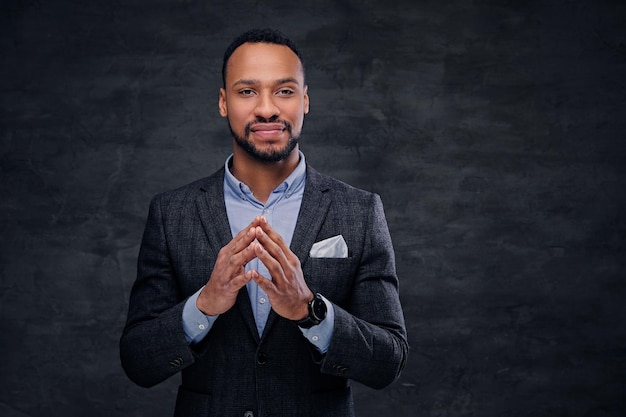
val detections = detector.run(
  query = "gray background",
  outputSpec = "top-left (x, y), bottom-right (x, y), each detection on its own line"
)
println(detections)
top-left (1, 0), bottom-right (625, 416)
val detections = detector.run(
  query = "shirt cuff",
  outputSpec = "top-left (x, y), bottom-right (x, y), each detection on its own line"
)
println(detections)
top-left (182, 286), bottom-right (219, 345)
top-left (298, 295), bottom-right (335, 354)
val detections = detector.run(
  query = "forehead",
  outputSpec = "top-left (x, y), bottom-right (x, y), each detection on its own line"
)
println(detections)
top-left (225, 42), bottom-right (304, 85)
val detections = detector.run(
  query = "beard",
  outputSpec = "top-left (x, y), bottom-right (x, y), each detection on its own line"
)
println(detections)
top-left (230, 117), bottom-right (299, 163)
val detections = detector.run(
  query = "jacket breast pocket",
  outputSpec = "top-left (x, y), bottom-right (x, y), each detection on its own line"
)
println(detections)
top-left (303, 257), bottom-right (356, 305)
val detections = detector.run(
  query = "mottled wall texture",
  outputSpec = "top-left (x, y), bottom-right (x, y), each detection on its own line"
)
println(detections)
top-left (1, 1), bottom-right (625, 416)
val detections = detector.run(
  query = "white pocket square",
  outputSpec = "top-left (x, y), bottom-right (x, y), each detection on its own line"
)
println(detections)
top-left (309, 235), bottom-right (348, 258)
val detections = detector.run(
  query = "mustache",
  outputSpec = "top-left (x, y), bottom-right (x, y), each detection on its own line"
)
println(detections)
top-left (244, 116), bottom-right (292, 136)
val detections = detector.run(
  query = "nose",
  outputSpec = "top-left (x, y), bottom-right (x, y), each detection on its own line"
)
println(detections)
top-left (254, 92), bottom-right (280, 120)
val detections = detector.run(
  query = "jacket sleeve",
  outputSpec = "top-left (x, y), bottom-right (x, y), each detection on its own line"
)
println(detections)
top-left (119, 195), bottom-right (197, 388)
top-left (320, 193), bottom-right (409, 389)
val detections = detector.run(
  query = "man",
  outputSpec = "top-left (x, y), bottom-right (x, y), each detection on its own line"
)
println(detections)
top-left (120, 28), bottom-right (408, 417)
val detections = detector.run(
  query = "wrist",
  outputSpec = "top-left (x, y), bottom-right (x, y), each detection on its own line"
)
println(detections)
top-left (196, 289), bottom-right (219, 317)
top-left (295, 294), bottom-right (314, 320)
top-left (295, 293), bottom-right (327, 329)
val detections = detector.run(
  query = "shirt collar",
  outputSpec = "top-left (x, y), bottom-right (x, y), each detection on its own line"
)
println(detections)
top-left (224, 151), bottom-right (307, 202)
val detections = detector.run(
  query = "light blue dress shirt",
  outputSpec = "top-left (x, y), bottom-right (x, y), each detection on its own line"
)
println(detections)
top-left (182, 152), bottom-right (334, 353)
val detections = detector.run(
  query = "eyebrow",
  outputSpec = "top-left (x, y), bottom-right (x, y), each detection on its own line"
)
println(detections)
top-left (232, 77), bottom-right (301, 88)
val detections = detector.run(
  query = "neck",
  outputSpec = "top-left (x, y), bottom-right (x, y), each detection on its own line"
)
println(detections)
top-left (230, 146), bottom-right (300, 204)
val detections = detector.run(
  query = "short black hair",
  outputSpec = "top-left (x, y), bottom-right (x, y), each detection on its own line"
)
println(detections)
top-left (221, 28), bottom-right (305, 87)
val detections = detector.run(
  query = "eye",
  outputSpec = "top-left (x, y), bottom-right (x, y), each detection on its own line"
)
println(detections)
top-left (239, 89), bottom-right (255, 96)
top-left (277, 89), bottom-right (294, 96)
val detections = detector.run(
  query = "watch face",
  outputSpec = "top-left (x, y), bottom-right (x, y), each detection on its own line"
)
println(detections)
top-left (312, 295), bottom-right (327, 320)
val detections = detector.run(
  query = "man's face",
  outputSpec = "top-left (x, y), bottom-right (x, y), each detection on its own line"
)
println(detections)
top-left (219, 42), bottom-right (309, 162)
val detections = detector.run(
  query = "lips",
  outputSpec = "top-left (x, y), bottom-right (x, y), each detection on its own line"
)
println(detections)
top-left (250, 123), bottom-right (286, 133)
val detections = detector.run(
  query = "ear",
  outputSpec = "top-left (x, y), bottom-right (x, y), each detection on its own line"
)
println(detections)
top-left (303, 85), bottom-right (310, 115)
top-left (219, 88), bottom-right (228, 117)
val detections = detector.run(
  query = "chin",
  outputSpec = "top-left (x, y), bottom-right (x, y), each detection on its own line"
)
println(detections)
top-left (240, 139), bottom-right (298, 163)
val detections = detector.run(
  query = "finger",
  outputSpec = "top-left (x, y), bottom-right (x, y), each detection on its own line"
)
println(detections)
top-left (228, 269), bottom-right (254, 290)
top-left (254, 240), bottom-right (298, 290)
top-left (254, 226), bottom-right (290, 266)
top-left (257, 218), bottom-right (291, 254)
top-left (213, 240), bottom-right (257, 284)
top-left (249, 269), bottom-right (276, 294)
top-left (226, 241), bottom-right (260, 273)
top-left (253, 231), bottom-right (290, 282)
top-left (229, 216), bottom-right (264, 249)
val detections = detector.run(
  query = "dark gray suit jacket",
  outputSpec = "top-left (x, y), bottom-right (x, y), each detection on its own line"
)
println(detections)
top-left (120, 165), bottom-right (408, 417)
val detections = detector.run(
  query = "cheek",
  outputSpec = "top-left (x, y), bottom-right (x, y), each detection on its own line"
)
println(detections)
top-left (226, 104), bottom-right (250, 125)
top-left (295, 109), bottom-right (307, 130)
top-left (287, 103), bottom-right (306, 123)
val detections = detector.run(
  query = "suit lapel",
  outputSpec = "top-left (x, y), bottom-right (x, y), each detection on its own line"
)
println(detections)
top-left (194, 168), bottom-right (260, 342)
top-left (262, 166), bottom-right (332, 339)
top-left (290, 165), bottom-right (332, 263)
top-left (195, 168), bottom-right (233, 253)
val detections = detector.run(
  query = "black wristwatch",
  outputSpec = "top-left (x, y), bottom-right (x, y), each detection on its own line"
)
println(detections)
top-left (295, 293), bottom-right (327, 329)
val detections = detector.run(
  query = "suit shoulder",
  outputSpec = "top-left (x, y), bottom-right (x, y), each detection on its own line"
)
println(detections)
top-left (308, 165), bottom-right (378, 202)
top-left (151, 168), bottom-right (223, 206)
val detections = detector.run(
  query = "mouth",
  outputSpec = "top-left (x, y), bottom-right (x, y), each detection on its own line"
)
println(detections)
top-left (248, 122), bottom-right (289, 140)
top-left (250, 123), bottom-right (287, 133)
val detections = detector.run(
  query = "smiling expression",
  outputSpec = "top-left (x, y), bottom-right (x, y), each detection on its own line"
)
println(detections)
top-left (219, 42), bottom-right (309, 162)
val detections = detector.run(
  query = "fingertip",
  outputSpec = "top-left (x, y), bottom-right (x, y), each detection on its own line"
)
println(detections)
top-left (248, 269), bottom-right (260, 284)
top-left (254, 241), bottom-right (264, 253)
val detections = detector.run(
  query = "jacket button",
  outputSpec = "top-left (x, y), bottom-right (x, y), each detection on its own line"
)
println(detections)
top-left (244, 411), bottom-right (254, 417)
top-left (332, 363), bottom-right (348, 373)
top-left (256, 352), bottom-right (267, 365)
top-left (169, 357), bottom-right (184, 368)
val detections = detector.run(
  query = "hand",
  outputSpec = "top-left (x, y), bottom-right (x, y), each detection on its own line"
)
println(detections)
top-left (197, 217), bottom-right (263, 316)
top-left (249, 216), bottom-right (313, 321)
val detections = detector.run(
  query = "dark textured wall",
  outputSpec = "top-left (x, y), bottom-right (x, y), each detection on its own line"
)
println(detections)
top-left (1, 1), bottom-right (625, 416)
